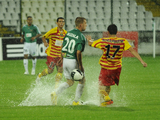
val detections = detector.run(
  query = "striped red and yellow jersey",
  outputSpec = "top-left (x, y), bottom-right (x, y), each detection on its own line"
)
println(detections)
top-left (43, 27), bottom-right (67, 58)
top-left (91, 37), bottom-right (131, 70)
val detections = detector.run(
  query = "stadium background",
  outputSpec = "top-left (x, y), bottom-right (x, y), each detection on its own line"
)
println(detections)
top-left (0, 0), bottom-right (160, 60)
top-left (0, 0), bottom-right (160, 119)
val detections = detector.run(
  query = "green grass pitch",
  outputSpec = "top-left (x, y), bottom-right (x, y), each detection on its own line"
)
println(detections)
top-left (0, 55), bottom-right (160, 120)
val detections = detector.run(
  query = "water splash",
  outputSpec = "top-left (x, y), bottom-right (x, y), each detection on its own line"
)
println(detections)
top-left (18, 75), bottom-right (129, 107)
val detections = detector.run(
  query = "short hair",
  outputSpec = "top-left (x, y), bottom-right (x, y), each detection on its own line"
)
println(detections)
top-left (75, 17), bottom-right (86, 27)
top-left (27, 16), bottom-right (32, 19)
top-left (57, 17), bottom-right (64, 22)
top-left (107, 24), bottom-right (118, 35)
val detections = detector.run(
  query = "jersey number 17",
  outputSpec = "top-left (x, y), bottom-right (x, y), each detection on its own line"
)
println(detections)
top-left (105, 45), bottom-right (120, 59)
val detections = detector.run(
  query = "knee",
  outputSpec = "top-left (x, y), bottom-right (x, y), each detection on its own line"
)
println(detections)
top-left (48, 69), bottom-right (53, 74)
top-left (67, 79), bottom-right (74, 87)
top-left (24, 55), bottom-right (28, 59)
top-left (32, 57), bottom-right (36, 60)
top-left (57, 67), bottom-right (63, 73)
top-left (79, 77), bottom-right (86, 85)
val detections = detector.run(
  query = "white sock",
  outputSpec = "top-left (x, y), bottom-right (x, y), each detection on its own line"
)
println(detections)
top-left (74, 84), bottom-right (84, 102)
top-left (55, 82), bottom-right (69, 95)
top-left (32, 58), bottom-right (37, 70)
top-left (23, 59), bottom-right (28, 72)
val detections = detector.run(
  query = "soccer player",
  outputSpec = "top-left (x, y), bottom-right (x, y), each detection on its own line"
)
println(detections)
top-left (86, 24), bottom-right (147, 107)
top-left (51, 17), bottom-right (87, 105)
top-left (36, 17), bottom-right (67, 89)
top-left (20, 16), bottom-right (41, 75)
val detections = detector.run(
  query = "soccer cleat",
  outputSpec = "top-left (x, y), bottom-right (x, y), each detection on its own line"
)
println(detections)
top-left (72, 101), bottom-right (83, 105)
top-left (35, 73), bottom-right (41, 84)
top-left (104, 95), bottom-right (111, 101)
top-left (51, 92), bottom-right (57, 105)
top-left (100, 99), bottom-right (113, 107)
top-left (24, 71), bottom-right (29, 75)
top-left (31, 69), bottom-right (35, 75)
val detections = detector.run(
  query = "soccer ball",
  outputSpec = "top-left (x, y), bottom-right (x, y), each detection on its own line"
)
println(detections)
top-left (71, 69), bottom-right (84, 81)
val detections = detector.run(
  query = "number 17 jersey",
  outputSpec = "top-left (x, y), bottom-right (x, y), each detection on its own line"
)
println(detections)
top-left (62, 29), bottom-right (86, 59)
top-left (91, 37), bottom-right (131, 70)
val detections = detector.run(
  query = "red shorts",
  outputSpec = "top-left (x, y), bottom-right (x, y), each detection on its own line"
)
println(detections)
top-left (99, 68), bottom-right (122, 86)
top-left (46, 56), bottom-right (62, 70)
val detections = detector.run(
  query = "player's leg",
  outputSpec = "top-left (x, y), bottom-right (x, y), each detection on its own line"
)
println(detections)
top-left (54, 58), bottom-right (76, 94)
top-left (55, 79), bottom-right (74, 95)
top-left (54, 65), bottom-right (63, 89)
top-left (23, 42), bottom-right (29, 74)
top-left (30, 42), bottom-right (37, 75)
top-left (51, 78), bottom-right (74, 105)
top-left (99, 85), bottom-right (113, 106)
top-left (31, 57), bottom-right (37, 75)
top-left (73, 77), bottom-right (86, 105)
top-left (99, 68), bottom-right (113, 106)
top-left (51, 58), bottom-right (76, 105)
top-left (36, 56), bottom-right (54, 84)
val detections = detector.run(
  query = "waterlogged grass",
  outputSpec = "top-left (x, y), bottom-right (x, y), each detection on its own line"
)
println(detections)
top-left (0, 56), bottom-right (160, 120)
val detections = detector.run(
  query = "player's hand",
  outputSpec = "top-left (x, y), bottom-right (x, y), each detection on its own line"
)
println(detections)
top-left (86, 35), bottom-right (92, 41)
top-left (20, 38), bottom-right (24, 43)
top-left (86, 35), bottom-right (93, 46)
top-left (44, 42), bottom-right (49, 47)
top-left (31, 37), bottom-right (36, 41)
top-left (141, 61), bottom-right (147, 67)
top-left (57, 58), bottom-right (63, 66)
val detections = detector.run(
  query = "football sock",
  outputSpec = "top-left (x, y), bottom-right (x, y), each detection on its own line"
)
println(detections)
top-left (106, 86), bottom-right (111, 95)
top-left (74, 84), bottom-right (84, 102)
top-left (38, 68), bottom-right (48, 78)
top-left (32, 58), bottom-right (37, 70)
top-left (55, 82), bottom-right (69, 95)
top-left (23, 59), bottom-right (28, 72)
top-left (99, 90), bottom-right (109, 97)
top-left (99, 90), bottom-right (108, 102)
top-left (55, 73), bottom-right (62, 89)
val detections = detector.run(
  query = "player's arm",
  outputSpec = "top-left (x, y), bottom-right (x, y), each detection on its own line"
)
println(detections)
top-left (20, 28), bottom-right (25, 43)
top-left (20, 35), bottom-right (24, 43)
top-left (86, 35), bottom-right (93, 46)
top-left (31, 26), bottom-right (41, 40)
top-left (128, 47), bottom-right (147, 67)
top-left (42, 37), bottom-right (49, 47)
top-left (77, 50), bottom-right (84, 73)
top-left (42, 29), bottom-right (53, 47)
top-left (31, 34), bottom-right (41, 41)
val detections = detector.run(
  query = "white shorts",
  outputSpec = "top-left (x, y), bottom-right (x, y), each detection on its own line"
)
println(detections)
top-left (63, 58), bottom-right (78, 79)
top-left (23, 42), bottom-right (37, 56)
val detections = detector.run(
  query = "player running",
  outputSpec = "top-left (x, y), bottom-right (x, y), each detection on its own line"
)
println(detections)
top-left (51, 17), bottom-right (87, 105)
top-left (36, 17), bottom-right (67, 89)
top-left (20, 16), bottom-right (41, 75)
top-left (86, 24), bottom-right (147, 107)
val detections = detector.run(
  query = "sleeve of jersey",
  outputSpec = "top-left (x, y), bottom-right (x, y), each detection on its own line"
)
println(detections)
top-left (43, 29), bottom-right (54, 39)
top-left (91, 39), bottom-right (102, 49)
top-left (124, 39), bottom-right (132, 51)
top-left (35, 26), bottom-right (41, 34)
top-left (77, 44), bottom-right (83, 52)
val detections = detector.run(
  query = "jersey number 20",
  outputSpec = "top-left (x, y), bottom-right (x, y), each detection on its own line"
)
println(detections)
top-left (62, 37), bottom-right (75, 53)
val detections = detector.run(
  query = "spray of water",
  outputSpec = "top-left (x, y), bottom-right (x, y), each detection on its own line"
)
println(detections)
top-left (18, 75), bottom-right (129, 107)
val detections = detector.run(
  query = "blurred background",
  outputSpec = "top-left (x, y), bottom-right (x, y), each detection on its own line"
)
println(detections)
top-left (0, 0), bottom-right (160, 59)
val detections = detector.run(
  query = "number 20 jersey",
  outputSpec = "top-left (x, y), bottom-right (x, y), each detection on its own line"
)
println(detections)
top-left (62, 29), bottom-right (86, 59)
top-left (91, 37), bottom-right (131, 70)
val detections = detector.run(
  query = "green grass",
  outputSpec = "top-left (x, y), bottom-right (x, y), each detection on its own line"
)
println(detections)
top-left (0, 56), bottom-right (160, 120)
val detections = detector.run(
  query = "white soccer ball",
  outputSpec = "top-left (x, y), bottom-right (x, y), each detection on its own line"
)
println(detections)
top-left (71, 69), bottom-right (84, 81)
